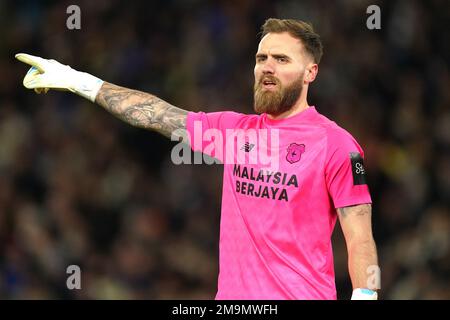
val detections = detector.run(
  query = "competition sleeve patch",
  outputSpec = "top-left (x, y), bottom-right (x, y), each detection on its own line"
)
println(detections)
top-left (350, 152), bottom-right (367, 185)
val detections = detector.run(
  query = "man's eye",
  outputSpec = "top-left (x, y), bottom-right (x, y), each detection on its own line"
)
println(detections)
top-left (277, 57), bottom-right (287, 63)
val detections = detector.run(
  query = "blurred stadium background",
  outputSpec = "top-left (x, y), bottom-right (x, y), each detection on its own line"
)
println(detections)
top-left (0, 0), bottom-right (449, 299)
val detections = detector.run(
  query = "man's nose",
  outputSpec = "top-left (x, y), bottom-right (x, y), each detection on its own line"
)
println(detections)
top-left (261, 59), bottom-right (275, 74)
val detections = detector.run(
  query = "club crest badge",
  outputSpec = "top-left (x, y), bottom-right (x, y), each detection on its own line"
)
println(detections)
top-left (286, 143), bottom-right (305, 164)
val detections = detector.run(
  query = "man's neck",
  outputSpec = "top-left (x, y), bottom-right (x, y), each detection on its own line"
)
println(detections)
top-left (267, 99), bottom-right (310, 120)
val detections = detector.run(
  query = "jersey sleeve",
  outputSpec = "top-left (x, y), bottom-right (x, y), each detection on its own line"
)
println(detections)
top-left (186, 111), bottom-right (246, 161)
top-left (324, 128), bottom-right (372, 209)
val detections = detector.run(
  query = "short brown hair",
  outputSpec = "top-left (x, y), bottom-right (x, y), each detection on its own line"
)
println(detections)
top-left (261, 18), bottom-right (323, 64)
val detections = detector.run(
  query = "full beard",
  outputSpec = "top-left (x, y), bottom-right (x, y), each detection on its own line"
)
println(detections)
top-left (253, 75), bottom-right (304, 116)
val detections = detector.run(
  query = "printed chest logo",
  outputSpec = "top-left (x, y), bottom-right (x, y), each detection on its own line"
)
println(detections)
top-left (350, 152), bottom-right (367, 185)
top-left (286, 143), bottom-right (305, 164)
top-left (241, 142), bottom-right (255, 152)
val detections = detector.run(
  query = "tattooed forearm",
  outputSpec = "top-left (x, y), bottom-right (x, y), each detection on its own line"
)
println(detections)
top-left (95, 82), bottom-right (188, 138)
top-left (337, 204), bottom-right (371, 219)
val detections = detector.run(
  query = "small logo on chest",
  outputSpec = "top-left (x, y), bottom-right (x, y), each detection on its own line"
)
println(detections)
top-left (241, 142), bottom-right (255, 152)
top-left (286, 143), bottom-right (305, 164)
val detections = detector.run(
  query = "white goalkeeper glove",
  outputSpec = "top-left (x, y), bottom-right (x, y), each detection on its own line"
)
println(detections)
top-left (351, 288), bottom-right (378, 300)
top-left (15, 53), bottom-right (104, 103)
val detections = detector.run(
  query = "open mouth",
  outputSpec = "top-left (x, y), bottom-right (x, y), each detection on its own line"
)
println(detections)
top-left (261, 78), bottom-right (278, 89)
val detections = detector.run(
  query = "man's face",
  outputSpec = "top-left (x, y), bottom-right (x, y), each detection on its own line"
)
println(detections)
top-left (254, 32), bottom-right (308, 115)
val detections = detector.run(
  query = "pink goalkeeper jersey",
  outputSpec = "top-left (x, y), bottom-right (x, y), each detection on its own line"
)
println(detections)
top-left (186, 106), bottom-right (372, 300)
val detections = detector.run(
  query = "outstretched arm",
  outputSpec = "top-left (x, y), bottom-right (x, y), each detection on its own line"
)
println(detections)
top-left (95, 82), bottom-right (187, 138)
top-left (15, 53), bottom-right (188, 138)
top-left (337, 203), bottom-right (380, 299)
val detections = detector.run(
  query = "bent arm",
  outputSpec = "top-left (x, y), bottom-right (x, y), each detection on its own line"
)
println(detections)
top-left (337, 204), bottom-right (380, 292)
top-left (95, 82), bottom-right (188, 138)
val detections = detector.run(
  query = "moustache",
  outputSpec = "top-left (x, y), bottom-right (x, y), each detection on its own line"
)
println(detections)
top-left (258, 75), bottom-right (280, 86)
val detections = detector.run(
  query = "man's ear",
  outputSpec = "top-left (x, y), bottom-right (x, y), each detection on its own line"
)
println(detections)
top-left (304, 63), bottom-right (318, 84)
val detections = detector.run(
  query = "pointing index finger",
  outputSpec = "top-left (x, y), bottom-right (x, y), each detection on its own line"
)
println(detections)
top-left (15, 53), bottom-right (46, 72)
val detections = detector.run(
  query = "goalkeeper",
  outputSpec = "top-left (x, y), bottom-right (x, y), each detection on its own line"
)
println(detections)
top-left (16, 18), bottom-right (380, 300)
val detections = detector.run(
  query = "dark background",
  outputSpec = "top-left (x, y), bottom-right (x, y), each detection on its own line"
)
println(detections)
top-left (0, 0), bottom-right (449, 299)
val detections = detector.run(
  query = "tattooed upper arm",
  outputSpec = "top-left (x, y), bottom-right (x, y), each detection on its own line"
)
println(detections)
top-left (95, 82), bottom-right (188, 138)
top-left (337, 204), bottom-right (372, 219)
top-left (337, 204), bottom-right (373, 242)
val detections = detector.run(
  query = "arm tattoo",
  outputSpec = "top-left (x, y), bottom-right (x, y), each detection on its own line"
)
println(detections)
top-left (337, 204), bottom-right (372, 219)
top-left (95, 82), bottom-right (188, 138)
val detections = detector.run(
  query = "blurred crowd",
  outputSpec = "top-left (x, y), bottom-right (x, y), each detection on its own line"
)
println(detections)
top-left (0, 0), bottom-right (449, 299)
